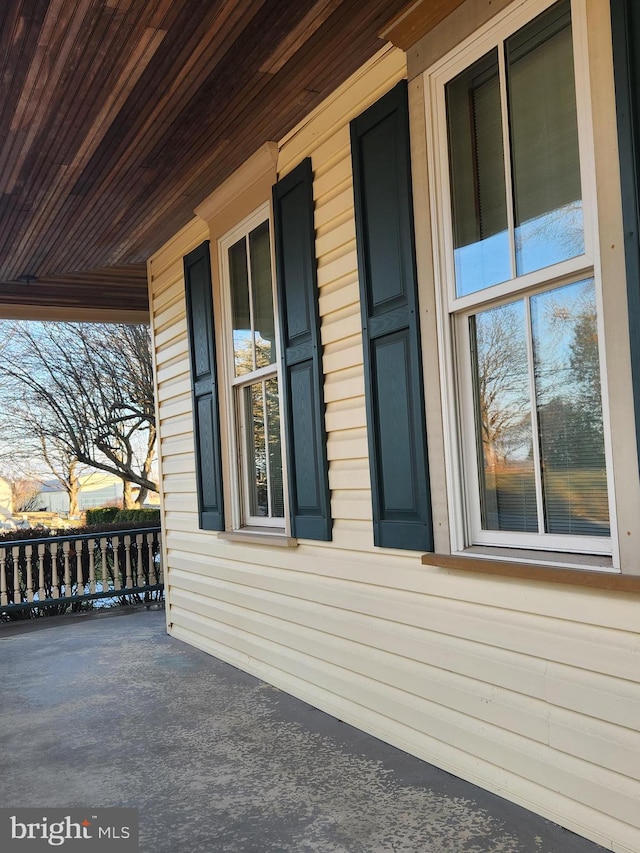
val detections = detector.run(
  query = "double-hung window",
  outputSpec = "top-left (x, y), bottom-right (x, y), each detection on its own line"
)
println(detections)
top-left (428, 0), bottom-right (614, 557)
top-left (220, 204), bottom-right (286, 529)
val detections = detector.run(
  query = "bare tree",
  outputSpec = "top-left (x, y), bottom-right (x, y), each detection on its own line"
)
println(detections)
top-left (473, 302), bottom-right (531, 469)
top-left (9, 477), bottom-right (42, 513)
top-left (39, 439), bottom-right (81, 516)
top-left (0, 322), bottom-right (157, 508)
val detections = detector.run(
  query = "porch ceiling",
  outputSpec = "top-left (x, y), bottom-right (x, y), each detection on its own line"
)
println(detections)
top-left (0, 0), bottom-right (418, 321)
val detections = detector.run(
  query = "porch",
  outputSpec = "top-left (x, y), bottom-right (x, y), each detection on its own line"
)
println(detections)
top-left (0, 608), bottom-right (606, 853)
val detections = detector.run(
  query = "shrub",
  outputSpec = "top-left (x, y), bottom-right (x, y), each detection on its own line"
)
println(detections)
top-left (85, 507), bottom-right (161, 526)
top-left (113, 508), bottom-right (160, 525)
top-left (85, 507), bottom-right (119, 526)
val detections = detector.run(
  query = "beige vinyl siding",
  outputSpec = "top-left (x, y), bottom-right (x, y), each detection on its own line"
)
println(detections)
top-left (148, 216), bottom-right (209, 580)
top-left (148, 45), bottom-right (640, 853)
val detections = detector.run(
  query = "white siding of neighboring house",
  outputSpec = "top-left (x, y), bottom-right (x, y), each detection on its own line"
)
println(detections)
top-left (148, 39), bottom-right (640, 853)
top-left (39, 473), bottom-right (123, 513)
top-left (0, 477), bottom-right (12, 518)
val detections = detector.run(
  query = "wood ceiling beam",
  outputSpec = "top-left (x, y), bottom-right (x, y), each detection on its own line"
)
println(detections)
top-left (380, 0), bottom-right (467, 50)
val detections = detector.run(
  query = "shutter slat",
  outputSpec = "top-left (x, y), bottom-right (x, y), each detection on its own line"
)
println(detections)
top-left (183, 241), bottom-right (225, 531)
top-left (351, 81), bottom-right (434, 551)
top-left (273, 159), bottom-right (332, 541)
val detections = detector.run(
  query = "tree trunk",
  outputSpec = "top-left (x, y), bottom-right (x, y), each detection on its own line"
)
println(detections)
top-left (135, 426), bottom-right (156, 508)
top-left (122, 479), bottom-right (135, 509)
top-left (68, 461), bottom-right (80, 516)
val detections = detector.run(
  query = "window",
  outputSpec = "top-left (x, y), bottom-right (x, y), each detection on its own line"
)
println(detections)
top-left (428, 0), bottom-right (614, 556)
top-left (220, 205), bottom-right (286, 529)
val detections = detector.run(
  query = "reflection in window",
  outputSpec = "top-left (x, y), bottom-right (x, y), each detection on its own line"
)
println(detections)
top-left (531, 281), bottom-right (608, 536)
top-left (447, 49), bottom-right (510, 296)
top-left (243, 379), bottom-right (284, 520)
top-left (249, 222), bottom-right (276, 369)
top-left (471, 279), bottom-right (609, 536)
top-left (446, 0), bottom-right (583, 297)
top-left (508, 1), bottom-right (584, 274)
top-left (229, 237), bottom-right (251, 375)
top-left (229, 222), bottom-right (277, 376)
top-left (472, 302), bottom-right (537, 531)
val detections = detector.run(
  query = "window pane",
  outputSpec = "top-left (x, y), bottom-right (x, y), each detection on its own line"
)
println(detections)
top-left (447, 49), bottom-right (510, 297)
top-left (531, 280), bottom-right (609, 536)
top-left (507, 0), bottom-right (584, 275)
top-left (245, 383), bottom-right (268, 517)
top-left (265, 377), bottom-right (284, 518)
top-left (249, 221), bottom-right (276, 369)
top-left (471, 301), bottom-right (538, 531)
top-left (243, 379), bottom-right (284, 521)
top-left (229, 238), bottom-right (253, 376)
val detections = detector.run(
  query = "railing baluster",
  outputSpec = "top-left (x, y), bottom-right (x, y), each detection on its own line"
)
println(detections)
top-left (112, 536), bottom-right (120, 590)
top-left (63, 541), bottom-right (71, 596)
top-left (75, 539), bottom-right (84, 595)
top-left (0, 547), bottom-right (7, 606)
top-left (25, 544), bottom-right (34, 602)
top-left (37, 544), bottom-right (46, 600)
top-left (147, 532), bottom-right (157, 584)
top-left (157, 540), bottom-right (164, 585)
top-left (0, 526), bottom-right (161, 614)
top-left (88, 538), bottom-right (96, 594)
top-left (51, 542), bottom-right (59, 599)
top-left (135, 534), bottom-right (144, 587)
top-left (100, 537), bottom-right (108, 592)
top-left (124, 535), bottom-right (133, 589)
top-left (12, 546), bottom-right (21, 604)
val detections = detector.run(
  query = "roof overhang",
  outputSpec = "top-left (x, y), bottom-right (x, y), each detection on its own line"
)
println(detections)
top-left (0, 0), bottom-right (464, 322)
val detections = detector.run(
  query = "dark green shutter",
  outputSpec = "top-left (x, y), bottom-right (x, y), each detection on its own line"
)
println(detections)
top-left (350, 81), bottom-right (433, 551)
top-left (272, 158), bottom-right (331, 540)
top-left (183, 241), bottom-right (225, 531)
top-left (611, 0), bottom-right (640, 472)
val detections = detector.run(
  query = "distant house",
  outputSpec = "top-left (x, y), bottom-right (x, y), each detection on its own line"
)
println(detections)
top-left (0, 477), bottom-right (13, 520)
top-left (38, 472), bottom-right (123, 515)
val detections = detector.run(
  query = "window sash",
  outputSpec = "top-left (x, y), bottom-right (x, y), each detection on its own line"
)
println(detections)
top-left (426, 0), bottom-right (615, 557)
top-left (236, 371), bottom-right (285, 527)
top-left (219, 204), bottom-right (288, 531)
top-left (460, 277), bottom-right (610, 551)
top-left (431, 0), bottom-right (595, 313)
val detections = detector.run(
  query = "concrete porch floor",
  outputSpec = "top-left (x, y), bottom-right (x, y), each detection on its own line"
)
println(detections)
top-left (0, 608), bottom-right (607, 853)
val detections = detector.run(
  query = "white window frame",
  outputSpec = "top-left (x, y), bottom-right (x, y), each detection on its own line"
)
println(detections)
top-left (424, 0), bottom-right (619, 565)
top-left (218, 202), bottom-right (289, 532)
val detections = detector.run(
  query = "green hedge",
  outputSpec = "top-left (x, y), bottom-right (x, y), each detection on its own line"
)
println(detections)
top-left (85, 507), bottom-right (160, 526)
top-left (85, 507), bottom-right (119, 525)
top-left (112, 508), bottom-right (160, 524)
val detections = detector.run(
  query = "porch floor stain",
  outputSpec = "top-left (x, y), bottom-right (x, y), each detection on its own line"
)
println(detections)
top-left (0, 609), bottom-right (607, 853)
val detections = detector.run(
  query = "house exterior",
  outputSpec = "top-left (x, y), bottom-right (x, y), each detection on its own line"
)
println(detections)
top-left (0, 477), bottom-right (13, 521)
top-left (38, 472), bottom-right (123, 514)
top-left (146, 2), bottom-right (640, 851)
top-left (37, 472), bottom-right (161, 514)
top-left (0, 0), bottom-right (639, 850)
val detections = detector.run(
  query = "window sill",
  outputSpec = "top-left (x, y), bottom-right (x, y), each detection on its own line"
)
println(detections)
top-left (218, 528), bottom-right (298, 548)
top-left (421, 548), bottom-right (640, 591)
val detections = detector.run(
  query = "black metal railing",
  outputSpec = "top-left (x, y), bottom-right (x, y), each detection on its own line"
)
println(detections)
top-left (0, 526), bottom-right (163, 618)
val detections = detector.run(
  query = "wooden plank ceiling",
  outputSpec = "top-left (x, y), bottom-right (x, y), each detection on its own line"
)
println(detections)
top-left (0, 0), bottom-right (418, 320)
